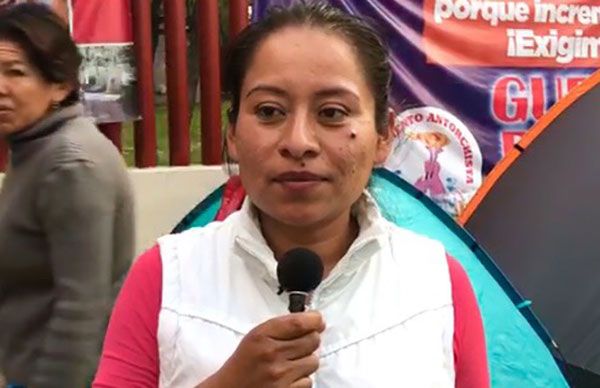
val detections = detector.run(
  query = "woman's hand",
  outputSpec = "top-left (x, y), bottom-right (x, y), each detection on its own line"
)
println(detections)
top-left (198, 311), bottom-right (325, 388)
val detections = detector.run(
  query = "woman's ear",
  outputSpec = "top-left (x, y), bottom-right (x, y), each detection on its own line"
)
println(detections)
top-left (226, 124), bottom-right (239, 162)
top-left (50, 82), bottom-right (73, 106)
top-left (374, 108), bottom-right (397, 165)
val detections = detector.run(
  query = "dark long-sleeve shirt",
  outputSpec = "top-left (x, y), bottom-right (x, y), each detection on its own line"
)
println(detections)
top-left (0, 104), bottom-right (135, 387)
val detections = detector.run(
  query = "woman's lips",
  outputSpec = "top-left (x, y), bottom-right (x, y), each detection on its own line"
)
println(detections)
top-left (0, 108), bottom-right (12, 119)
top-left (274, 171), bottom-right (326, 182)
top-left (273, 171), bottom-right (328, 191)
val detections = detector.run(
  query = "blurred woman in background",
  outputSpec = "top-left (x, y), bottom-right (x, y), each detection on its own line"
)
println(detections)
top-left (0, 4), bottom-right (134, 387)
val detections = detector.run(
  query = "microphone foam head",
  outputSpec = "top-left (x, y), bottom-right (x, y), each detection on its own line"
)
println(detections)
top-left (277, 247), bottom-right (324, 293)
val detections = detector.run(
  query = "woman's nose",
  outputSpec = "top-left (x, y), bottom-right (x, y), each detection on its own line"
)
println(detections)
top-left (278, 113), bottom-right (320, 160)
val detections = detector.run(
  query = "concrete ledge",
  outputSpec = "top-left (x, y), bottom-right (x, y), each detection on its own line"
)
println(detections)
top-left (129, 166), bottom-right (227, 254)
top-left (0, 166), bottom-right (228, 256)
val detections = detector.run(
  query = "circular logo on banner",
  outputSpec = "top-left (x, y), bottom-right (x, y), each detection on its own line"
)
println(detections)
top-left (384, 107), bottom-right (483, 217)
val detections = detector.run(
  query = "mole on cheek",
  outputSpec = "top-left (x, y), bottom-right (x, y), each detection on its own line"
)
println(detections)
top-left (350, 129), bottom-right (357, 139)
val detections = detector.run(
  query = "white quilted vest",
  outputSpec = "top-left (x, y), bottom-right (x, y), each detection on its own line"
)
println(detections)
top-left (157, 194), bottom-right (455, 387)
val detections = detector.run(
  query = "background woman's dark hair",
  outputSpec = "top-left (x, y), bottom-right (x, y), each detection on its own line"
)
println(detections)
top-left (223, 1), bottom-right (392, 135)
top-left (0, 3), bottom-right (82, 106)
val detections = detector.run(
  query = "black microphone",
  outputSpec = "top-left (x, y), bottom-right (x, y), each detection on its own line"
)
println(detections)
top-left (277, 248), bottom-right (324, 313)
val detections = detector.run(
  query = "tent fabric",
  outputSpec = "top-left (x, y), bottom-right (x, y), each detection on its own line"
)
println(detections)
top-left (172, 185), bottom-right (224, 233)
top-left (460, 71), bottom-right (600, 385)
top-left (173, 169), bottom-right (568, 387)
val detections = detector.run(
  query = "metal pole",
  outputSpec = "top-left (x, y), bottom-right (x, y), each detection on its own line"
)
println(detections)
top-left (164, 0), bottom-right (191, 166)
top-left (198, 0), bottom-right (222, 165)
top-left (229, 0), bottom-right (249, 38)
top-left (132, 0), bottom-right (157, 167)
top-left (98, 123), bottom-right (122, 151)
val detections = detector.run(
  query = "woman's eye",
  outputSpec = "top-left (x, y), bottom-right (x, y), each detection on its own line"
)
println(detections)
top-left (319, 107), bottom-right (348, 123)
top-left (255, 105), bottom-right (285, 121)
top-left (7, 68), bottom-right (26, 77)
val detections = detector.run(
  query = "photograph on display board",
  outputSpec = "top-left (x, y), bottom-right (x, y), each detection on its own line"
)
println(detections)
top-left (0, 0), bottom-right (139, 124)
top-left (78, 44), bottom-right (137, 123)
top-left (70, 0), bottom-right (138, 123)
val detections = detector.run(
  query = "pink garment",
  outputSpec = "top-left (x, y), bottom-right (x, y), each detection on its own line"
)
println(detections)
top-left (93, 246), bottom-right (490, 387)
top-left (415, 147), bottom-right (446, 197)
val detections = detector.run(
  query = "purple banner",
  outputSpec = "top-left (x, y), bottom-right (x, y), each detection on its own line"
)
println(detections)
top-left (253, 0), bottom-right (598, 216)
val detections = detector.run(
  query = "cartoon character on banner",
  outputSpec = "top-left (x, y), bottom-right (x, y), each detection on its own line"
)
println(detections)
top-left (408, 131), bottom-right (448, 197)
top-left (385, 107), bottom-right (483, 218)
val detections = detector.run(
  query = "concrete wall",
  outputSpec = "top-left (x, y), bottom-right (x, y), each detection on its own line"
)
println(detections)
top-left (128, 166), bottom-right (227, 254)
top-left (0, 166), bottom-right (228, 256)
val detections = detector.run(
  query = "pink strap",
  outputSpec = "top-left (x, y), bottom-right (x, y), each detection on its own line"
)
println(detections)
top-left (447, 255), bottom-right (490, 387)
top-left (93, 245), bottom-right (161, 387)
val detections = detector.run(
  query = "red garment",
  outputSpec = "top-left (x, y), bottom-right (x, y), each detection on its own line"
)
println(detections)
top-left (93, 246), bottom-right (490, 387)
top-left (214, 176), bottom-right (246, 222)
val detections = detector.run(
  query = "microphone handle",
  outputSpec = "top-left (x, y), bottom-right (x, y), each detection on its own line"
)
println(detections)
top-left (288, 291), bottom-right (309, 313)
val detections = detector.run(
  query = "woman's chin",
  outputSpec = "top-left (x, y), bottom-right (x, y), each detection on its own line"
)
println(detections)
top-left (261, 205), bottom-right (330, 229)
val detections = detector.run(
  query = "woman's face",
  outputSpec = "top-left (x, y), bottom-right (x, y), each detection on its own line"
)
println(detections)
top-left (0, 40), bottom-right (70, 136)
top-left (228, 26), bottom-right (392, 229)
top-left (421, 132), bottom-right (448, 149)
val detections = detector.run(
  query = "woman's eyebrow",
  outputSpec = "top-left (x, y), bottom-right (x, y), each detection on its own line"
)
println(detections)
top-left (0, 60), bottom-right (26, 67)
top-left (314, 87), bottom-right (359, 101)
top-left (246, 85), bottom-right (288, 98)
